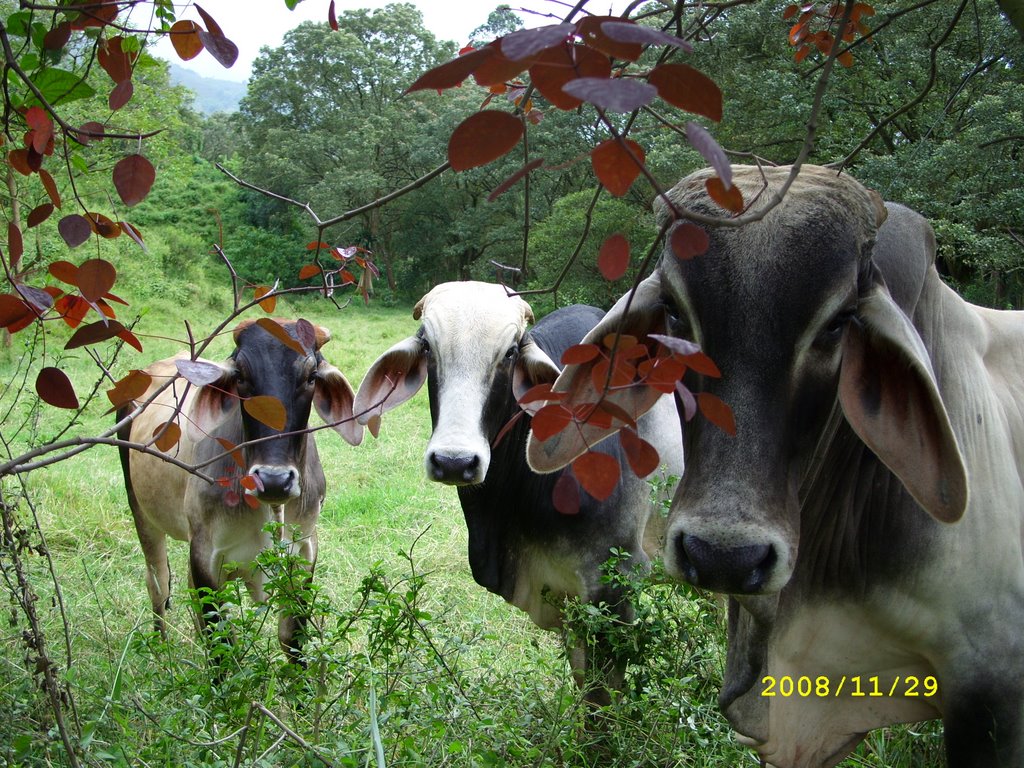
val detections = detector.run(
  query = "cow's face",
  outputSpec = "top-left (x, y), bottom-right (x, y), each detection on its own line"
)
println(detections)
top-left (189, 320), bottom-right (361, 504)
top-left (528, 165), bottom-right (965, 596)
top-left (354, 282), bottom-right (560, 485)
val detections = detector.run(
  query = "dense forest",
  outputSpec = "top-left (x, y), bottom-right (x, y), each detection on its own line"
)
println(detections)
top-left (9, 1), bottom-right (1015, 315)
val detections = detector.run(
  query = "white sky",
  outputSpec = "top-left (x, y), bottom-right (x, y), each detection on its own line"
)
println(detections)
top-left (148, 1), bottom-right (629, 83)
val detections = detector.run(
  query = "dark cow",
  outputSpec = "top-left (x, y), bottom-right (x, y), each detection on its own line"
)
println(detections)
top-left (118, 319), bottom-right (362, 657)
top-left (528, 165), bottom-right (1024, 766)
top-left (353, 281), bottom-right (682, 702)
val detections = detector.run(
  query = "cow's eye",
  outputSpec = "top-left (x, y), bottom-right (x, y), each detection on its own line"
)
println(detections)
top-left (504, 345), bottom-right (517, 361)
top-left (306, 370), bottom-right (318, 386)
top-left (420, 338), bottom-right (431, 356)
top-left (819, 310), bottom-right (855, 346)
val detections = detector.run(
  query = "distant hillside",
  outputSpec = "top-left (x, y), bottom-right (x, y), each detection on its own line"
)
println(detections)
top-left (167, 63), bottom-right (247, 115)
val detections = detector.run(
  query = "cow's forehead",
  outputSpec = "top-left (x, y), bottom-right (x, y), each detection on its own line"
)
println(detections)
top-left (416, 282), bottom-right (532, 347)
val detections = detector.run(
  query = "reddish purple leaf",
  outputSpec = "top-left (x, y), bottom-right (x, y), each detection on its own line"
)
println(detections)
top-left (197, 30), bottom-right (238, 68)
top-left (552, 473), bottom-right (580, 515)
top-left (676, 381), bottom-right (697, 421)
top-left (698, 391), bottom-right (736, 435)
top-left (36, 367), bottom-right (79, 409)
top-left (561, 77), bottom-right (656, 112)
top-left (685, 122), bottom-right (731, 187)
top-left (113, 154), bottom-right (156, 207)
top-left (15, 284), bottom-right (53, 315)
top-left (529, 43), bottom-right (611, 110)
top-left (328, 0), bottom-right (338, 31)
top-left (27, 203), bottom-right (53, 229)
top-left (575, 16), bottom-right (643, 61)
top-left (600, 21), bottom-right (693, 52)
top-left (649, 333), bottom-right (700, 357)
top-left (649, 63), bottom-right (723, 122)
top-left (175, 358), bottom-right (224, 387)
top-left (500, 23), bottom-right (575, 60)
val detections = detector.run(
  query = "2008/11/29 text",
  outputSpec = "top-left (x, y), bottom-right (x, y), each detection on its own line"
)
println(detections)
top-left (761, 675), bottom-right (939, 698)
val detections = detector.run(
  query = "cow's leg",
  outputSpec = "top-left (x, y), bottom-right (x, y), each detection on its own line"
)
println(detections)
top-left (187, 540), bottom-right (229, 651)
top-left (943, 678), bottom-right (1024, 767)
top-left (131, 513), bottom-right (172, 637)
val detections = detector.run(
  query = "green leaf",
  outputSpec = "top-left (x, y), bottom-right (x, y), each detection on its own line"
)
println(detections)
top-left (27, 69), bottom-right (95, 107)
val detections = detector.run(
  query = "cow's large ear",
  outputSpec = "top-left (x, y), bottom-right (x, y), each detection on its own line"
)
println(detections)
top-left (512, 338), bottom-right (560, 415)
top-left (839, 286), bottom-right (968, 522)
top-left (527, 271), bottom-right (667, 473)
top-left (314, 363), bottom-right (363, 446)
top-left (353, 336), bottom-right (428, 427)
top-left (187, 361), bottom-right (238, 440)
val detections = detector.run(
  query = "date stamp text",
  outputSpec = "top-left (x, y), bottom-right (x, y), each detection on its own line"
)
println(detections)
top-left (761, 675), bottom-right (938, 698)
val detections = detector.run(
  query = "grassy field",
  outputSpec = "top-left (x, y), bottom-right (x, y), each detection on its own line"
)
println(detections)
top-left (0, 290), bottom-right (944, 766)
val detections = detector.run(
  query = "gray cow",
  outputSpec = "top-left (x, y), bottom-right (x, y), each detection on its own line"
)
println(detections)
top-left (529, 165), bottom-right (1024, 766)
top-left (354, 282), bottom-right (682, 703)
top-left (118, 319), bottom-right (362, 657)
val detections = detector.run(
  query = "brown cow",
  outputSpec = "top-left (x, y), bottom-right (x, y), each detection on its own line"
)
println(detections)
top-left (117, 319), bottom-right (361, 657)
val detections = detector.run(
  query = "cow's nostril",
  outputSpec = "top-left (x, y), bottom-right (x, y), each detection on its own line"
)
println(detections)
top-left (677, 533), bottom-right (776, 594)
top-left (429, 452), bottom-right (481, 484)
top-left (252, 466), bottom-right (298, 500)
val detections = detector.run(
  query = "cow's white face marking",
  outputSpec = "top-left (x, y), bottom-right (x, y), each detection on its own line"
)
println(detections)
top-left (416, 282), bottom-right (533, 485)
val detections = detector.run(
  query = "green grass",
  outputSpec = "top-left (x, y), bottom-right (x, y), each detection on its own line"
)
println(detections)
top-left (0, 289), bottom-right (944, 767)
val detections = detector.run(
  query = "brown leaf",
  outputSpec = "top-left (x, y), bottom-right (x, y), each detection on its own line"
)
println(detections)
top-left (54, 294), bottom-right (89, 328)
top-left (98, 36), bottom-right (136, 84)
top-left (591, 137), bottom-right (645, 197)
top-left (77, 258), bottom-right (116, 302)
top-left (574, 16), bottom-right (643, 61)
top-left (27, 203), bottom-right (53, 229)
top-left (472, 41), bottom-right (532, 87)
top-left (253, 285), bottom-right (277, 313)
top-left (620, 427), bottom-right (660, 477)
top-left (85, 212), bottom-right (120, 238)
top-left (39, 168), bottom-right (61, 208)
top-left (65, 319), bottom-right (126, 349)
top-left (488, 157), bottom-right (544, 202)
top-left (106, 369), bottom-right (152, 409)
top-left (705, 176), bottom-right (745, 213)
top-left (217, 438), bottom-right (245, 469)
top-left (36, 367), bottom-right (79, 409)
top-left (597, 233), bottom-right (630, 280)
top-left (43, 22), bottom-right (72, 51)
top-left (8, 149), bottom-right (32, 176)
top-left (118, 328), bottom-right (143, 352)
top-left (328, 0), bottom-right (338, 31)
top-left (698, 391), bottom-right (736, 435)
top-left (243, 395), bottom-right (287, 431)
top-left (448, 110), bottom-right (524, 172)
top-left (648, 63), bottom-right (722, 122)
top-left (119, 221), bottom-right (146, 250)
top-left (169, 20), bottom-right (204, 61)
top-left (153, 421), bottom-right (182, 452)
top-left (299, 264), bottom-right (322, 280)
top-left (406, 47), bottom-right (493, 93)
top-left (112, 154), bottom-right (155, 207)
top-left (109, 79), bottom-right (133, 110)
top-left (572, 451), bottom-right (620, 500)
top-left (0, 294), bottom-right (33, 331)
top-left (256, 317), bottom-right (305, 355)
top-left (528, 43), bottom-right (611, 110)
